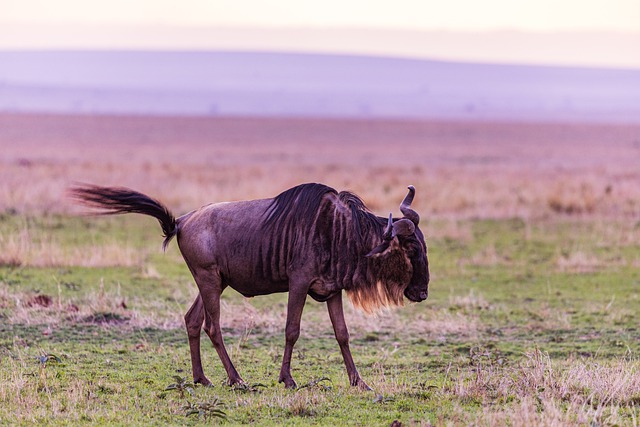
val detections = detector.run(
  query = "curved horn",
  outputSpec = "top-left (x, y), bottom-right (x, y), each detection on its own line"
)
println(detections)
top-left (400, 185), bottom-right (420, 225)
top-left (365, 213), bottom-right (394, 257)
top-left (382, 213), bottom-right (393, 240)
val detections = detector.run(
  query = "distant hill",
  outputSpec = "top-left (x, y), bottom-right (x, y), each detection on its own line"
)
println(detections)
top-left (1, 51), bottom-right (639, 122)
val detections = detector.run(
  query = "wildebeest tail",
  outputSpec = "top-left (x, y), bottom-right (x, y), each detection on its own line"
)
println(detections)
top-left (69, 184), bottom-right (177, 250)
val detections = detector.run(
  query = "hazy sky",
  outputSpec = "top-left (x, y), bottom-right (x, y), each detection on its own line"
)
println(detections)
top-left (2, 0), bottom-right (640, 68)
top-left (3, 0), bottom-right (639, 32)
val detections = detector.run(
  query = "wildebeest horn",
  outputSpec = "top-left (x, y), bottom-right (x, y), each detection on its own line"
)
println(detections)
top-left (382, 213), bottom-right (393, 240)
top-left (366, 214), bottom-right (394, 257)
top-left (400, 185), bottom-right (420, 225)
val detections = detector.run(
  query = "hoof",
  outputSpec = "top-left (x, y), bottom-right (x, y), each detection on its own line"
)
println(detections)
top-left (194, 377), bottom-right (212, 387)
top-left (227, 377), bottom-right (246, 387)
top-left (353, 378), bottom-right (372, 391)
top-left (279, 376), bottom-right (298, 389)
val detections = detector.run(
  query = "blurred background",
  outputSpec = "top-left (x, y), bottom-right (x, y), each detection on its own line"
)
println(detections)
top-left (1, 0), bottom-right (639, 218)
top-left (2, 0), bottom-right (640, 121)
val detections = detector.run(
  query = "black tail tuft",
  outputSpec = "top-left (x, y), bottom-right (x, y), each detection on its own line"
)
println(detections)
top-left (69, 184), bottom-right (177, 250)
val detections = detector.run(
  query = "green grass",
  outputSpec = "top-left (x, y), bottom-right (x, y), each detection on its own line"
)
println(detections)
top-left (1, 214), bottom-right (639, 425)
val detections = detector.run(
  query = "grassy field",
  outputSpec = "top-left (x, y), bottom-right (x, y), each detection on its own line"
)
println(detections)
top-left (1, 114), bottom-right (639, 425)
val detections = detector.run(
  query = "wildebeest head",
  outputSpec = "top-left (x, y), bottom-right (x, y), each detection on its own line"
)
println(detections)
top-left (366, 186), bottom-right (429, 303)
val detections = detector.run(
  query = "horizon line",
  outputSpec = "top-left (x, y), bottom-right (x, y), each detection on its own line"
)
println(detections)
top-left (1, 47), bottom-right (639, 72)
top-left (2, 25), bottom-right (640, 70)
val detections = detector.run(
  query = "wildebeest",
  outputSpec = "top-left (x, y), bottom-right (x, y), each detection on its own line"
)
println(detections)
top-left (70, 183), bottom-right (429, 389)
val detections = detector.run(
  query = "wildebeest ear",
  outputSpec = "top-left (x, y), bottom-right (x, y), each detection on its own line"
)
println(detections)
top-left (366, 240), bottom-right (391, 257)
top-left (392, 218), bottom-right (415, 237)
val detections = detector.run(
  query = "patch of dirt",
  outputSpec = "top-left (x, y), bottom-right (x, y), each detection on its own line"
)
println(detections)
top-left (82, 312), bottom-right (129, 325)
top-left (0, 256), bottom-right (23, 268)
top-left (26, 294), bottom-right (53, 308)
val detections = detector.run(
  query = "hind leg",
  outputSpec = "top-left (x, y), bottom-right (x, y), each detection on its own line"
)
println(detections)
top-left (184, 294), bottom-right (211, 385)
top-left (193, 268), bottom-right (244, 386)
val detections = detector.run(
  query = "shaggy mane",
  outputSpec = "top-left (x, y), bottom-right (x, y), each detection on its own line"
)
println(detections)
top-left (346, 281), bottom-right (406, 314)
top-left (264, 183), bottom-right (336, 234)
top-left (336, 191), bottom-right (410, 314)
top-left (337, 191), bottom-right (381, 237)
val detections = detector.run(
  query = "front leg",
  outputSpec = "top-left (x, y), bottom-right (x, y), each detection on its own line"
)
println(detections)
top-left (327, 292), bottom-right (371, 390)
top-left (278, 286), bottom-right (308, 389)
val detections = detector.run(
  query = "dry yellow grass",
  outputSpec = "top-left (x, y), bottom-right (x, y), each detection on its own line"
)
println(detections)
top-left (0, 226), bottom-right (147, 268)
top-left (1, 113), bottom-right (639, 220)
top-left (458, 350), bottom-right (640, 426)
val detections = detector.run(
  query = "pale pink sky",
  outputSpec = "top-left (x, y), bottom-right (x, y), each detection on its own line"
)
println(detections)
top-left (2, 0), bottom-right (640, 68)
top-left (3, 0), bottom-right (640, 31)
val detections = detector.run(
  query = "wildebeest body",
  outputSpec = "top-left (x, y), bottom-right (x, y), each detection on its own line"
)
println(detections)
top-left (71, 182), bottom-right (429, 390)
top-left (178, 200), bottom-right (293, 297)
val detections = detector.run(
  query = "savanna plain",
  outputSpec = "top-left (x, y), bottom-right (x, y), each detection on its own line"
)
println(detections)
top-left (1, 114), bottom-right (639, 426)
